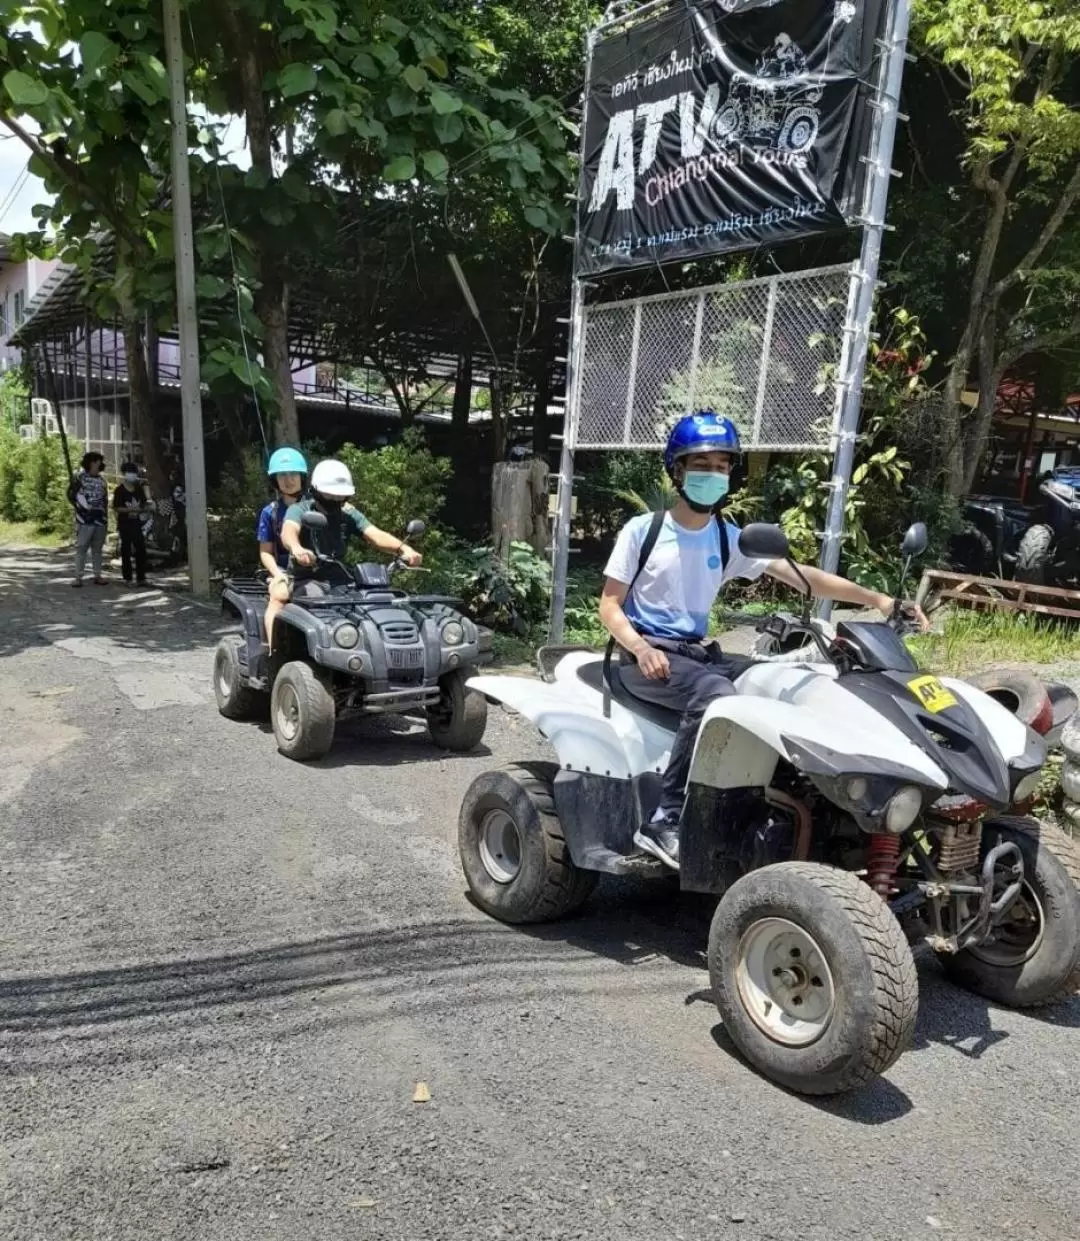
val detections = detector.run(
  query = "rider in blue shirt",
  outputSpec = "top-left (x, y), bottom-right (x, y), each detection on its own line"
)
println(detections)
top-left (257, 447), bottom-right (308, 644)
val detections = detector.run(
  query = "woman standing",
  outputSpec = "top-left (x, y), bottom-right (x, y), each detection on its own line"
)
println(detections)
top-left (67, 452), bottom-right (109, 587)
top-left (112, 461), bottom-right (150, 586)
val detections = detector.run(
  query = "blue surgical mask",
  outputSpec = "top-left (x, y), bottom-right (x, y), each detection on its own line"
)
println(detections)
top-left (683, 471), bottom-right (730, 507)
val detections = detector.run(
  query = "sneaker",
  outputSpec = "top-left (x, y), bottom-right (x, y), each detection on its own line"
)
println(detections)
top-left (71, 579), bottom-right (83, 588)
top-left (633, 811), bottom-right (681, 870)
top-left (92, 577), bottom-right (107, 586)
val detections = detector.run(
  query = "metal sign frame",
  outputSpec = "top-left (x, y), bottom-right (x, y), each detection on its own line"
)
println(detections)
top-left (549, 0), bottom-right (913, 639)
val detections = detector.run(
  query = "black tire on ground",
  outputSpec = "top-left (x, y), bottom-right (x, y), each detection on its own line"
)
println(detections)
top-left (213, 635), bottom-right (266, 720)
top-left (458, 763), bottom-right (598, 924)
top-left (942, 816), bottom-right (1080, 1006)
top-left (428, 669), bottom-right (488, 752)
top-left (270, 659), bottom-right (336, 761)
top-left (1015, 523), bottom-right (1055, 584)
top-left (948, 528), bottom-right (994, 576)
top-left (965, 666), bottom-right (1053, 735)
top-left (709, 862), bottom-right (918, 1095)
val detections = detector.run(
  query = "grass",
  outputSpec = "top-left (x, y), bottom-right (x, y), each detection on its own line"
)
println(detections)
top-left (908, 610), bottom-right (1079, 675)
top-left (0, 519), bottom-right (70, 549)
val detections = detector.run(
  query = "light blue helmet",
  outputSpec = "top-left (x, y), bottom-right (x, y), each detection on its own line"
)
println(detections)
top-left (267, 446), bottom-right (308, 478)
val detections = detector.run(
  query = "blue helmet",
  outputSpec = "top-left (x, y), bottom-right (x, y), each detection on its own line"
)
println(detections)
top-left (663, 411), bottom-right (741, 478)
top-left (267, 446), bottom-right (308, 478)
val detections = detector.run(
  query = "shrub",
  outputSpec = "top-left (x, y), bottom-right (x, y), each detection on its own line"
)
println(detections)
top-left (10, 432), bottom-right (78, 534)
top-left (337, 428), bottom-right (452, 551)
top-left (437, 540), bottom-right (552, 635)
top-left (208, 446), bottom-right (273, 575)
top-left (0, 426), bottom-right (23, 520)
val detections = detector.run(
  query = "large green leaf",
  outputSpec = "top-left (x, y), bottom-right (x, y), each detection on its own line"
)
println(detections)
top-left (433, 112), bottom-right (463, 144)
top-left (80, 32), bottom-right (120, 76)
top-left (421, 150), bottom-right (448, 180)
top-left (402, 64), bottom-right (428, 92)
top-left (3, 70), bottom-right (49, 107)
top-left (383, 154), bottom-right (416, 181)
top-left (430, 86), bottom-right (463, 115)
top-left (352, 52), bottom-right (379, 79)
top-left (278, 63), bottom-right (317, 98)
top-left (324, 108), bottom-right (349, 136)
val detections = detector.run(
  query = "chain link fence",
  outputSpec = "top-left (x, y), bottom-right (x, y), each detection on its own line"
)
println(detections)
top-left (575, 263), bottom-right (854, 452)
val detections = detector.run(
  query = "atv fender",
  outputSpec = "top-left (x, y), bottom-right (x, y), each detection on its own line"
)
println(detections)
top-left (939, 676), bottom-right (1032, 765)
top-left (274, 603), bottom-right (329, 661)
top-left (467, 673), bottom-right (672, 779)
top-left (688, 695), bottom-right (949, 791)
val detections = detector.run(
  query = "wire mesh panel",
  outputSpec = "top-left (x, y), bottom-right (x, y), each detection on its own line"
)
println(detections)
top-left (576, 264), bottom-right (853, 451)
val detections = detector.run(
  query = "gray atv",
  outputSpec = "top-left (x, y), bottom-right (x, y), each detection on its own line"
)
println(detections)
top-left (214, 512), bottom-right (490, 761)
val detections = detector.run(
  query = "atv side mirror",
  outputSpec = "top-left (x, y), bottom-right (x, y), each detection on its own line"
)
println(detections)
top-left (301, 510), bottom-right (328, 531)
top-left (405, 519), bottom-right (425, 540)
top-left (738, 523), bottom-right (790, 562)
top-left (901, 522), bottom-right (928, 557)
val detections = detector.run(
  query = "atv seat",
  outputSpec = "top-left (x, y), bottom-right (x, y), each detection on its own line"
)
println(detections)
top-left (576, 658), bottom-right (682, 734)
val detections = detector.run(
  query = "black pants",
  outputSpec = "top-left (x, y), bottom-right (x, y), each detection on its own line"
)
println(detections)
top-left (619, 639), bottom-right (751, 816)
top-left (119, 523), bottom-right (148, 582)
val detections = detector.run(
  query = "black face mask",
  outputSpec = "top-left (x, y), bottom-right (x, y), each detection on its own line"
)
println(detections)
top-left (315, 495), bottom-right (343, 515)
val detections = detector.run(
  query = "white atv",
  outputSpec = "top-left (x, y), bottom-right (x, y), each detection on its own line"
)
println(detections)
top-left (458, 522), bottom-right (1080, 1095)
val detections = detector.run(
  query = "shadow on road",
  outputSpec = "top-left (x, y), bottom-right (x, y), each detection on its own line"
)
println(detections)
top-left (0, 548), bottom-right (224, 661)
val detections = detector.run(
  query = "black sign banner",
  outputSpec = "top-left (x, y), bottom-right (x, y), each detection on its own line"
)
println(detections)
top-left (577, 0), bottom-right (885, 275)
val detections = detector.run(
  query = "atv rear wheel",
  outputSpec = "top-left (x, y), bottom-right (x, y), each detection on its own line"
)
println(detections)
top-left (271, 660), bottom-right (336, 761)
top-left (942, 816), bottom-right (1080, 1006)
top-left (1016, 523), bottom-right (1055, 584)
top-left (428, 669), bottom-right (488, 752)
top-left (213, 635), bottom-right (266, 720)
top-left (709, 862), bottom-right (918, 1095)
top-left (459, 763), bottom-right (597, 923)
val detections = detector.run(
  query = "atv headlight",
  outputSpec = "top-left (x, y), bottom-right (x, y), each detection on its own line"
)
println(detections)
top-left (334, 622), bottom-right (360, 649)
top-left (885, 785), bottom-right (923, 833)
top-left (1013, 769), bottom-right (1042, 803)
top-left (442, 621), bottom-right (464, 647)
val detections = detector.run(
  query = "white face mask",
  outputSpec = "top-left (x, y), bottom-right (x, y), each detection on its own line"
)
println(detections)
top-left (123, 473), bottom-right (139, 484)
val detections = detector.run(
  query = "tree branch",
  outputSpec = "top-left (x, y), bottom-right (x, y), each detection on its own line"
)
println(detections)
top-left (0, 112), bottom-right (145, 251)
top-left (991, 161), bottom-right (1080, 301)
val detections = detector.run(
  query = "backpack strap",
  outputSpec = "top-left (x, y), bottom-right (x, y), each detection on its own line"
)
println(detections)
top-left (717, 514), bottom-right (729, 571)
top-left (603, 509), bottom-right (666, 718)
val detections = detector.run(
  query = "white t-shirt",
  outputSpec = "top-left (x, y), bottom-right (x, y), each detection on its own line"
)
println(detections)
top-left (604, 512), bottom-right (772, 640)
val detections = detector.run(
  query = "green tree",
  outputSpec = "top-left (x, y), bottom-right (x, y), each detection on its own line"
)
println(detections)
top-left (910, 1), bottom-right (1080, 495)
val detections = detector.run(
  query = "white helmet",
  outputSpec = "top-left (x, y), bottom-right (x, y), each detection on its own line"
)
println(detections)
top-left (310, 458), bottom-right (355, 499)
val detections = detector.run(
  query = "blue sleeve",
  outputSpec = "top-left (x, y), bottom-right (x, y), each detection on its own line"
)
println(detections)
top-left (255, 504), bottom-right (274, 543)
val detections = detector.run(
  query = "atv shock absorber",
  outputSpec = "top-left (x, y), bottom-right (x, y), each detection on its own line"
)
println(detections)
top-left (866, 834), bottom-right (901, 898)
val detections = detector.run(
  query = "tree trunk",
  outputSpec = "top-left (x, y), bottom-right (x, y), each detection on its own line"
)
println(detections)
top-left (254, 260), bottom-right (299, 445)
top-left (490, 374), bottom-right (506, 463)
top-left (492, 458), bottom-right (550, 562)
top-left (960, 313), bottom-right (1003, 496)
top-left (122, 317), bottom-right (169, 497)
top-left (224, 5), bottom-right (298, 446)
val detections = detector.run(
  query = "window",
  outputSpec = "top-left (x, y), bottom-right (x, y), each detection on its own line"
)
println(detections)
top-left (0, 297), bottom-right (8, 338)
top-left (13, 289), bottom-right (25, 327)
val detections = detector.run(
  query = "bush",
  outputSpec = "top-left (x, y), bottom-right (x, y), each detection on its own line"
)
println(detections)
top-left (337, 427), bottom-right (452, 552)
top-left (0, 430), bottom-right (79, 534)
top-left (208, 446), bottom-right (271, 575)
top-left (435, 540), bottom-right (552, 635)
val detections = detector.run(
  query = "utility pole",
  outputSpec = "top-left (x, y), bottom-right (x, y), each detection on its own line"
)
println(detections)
top-left (162, 0), bottom-right (210, 595)
top-left (818, 0), bottom-right (912, 614)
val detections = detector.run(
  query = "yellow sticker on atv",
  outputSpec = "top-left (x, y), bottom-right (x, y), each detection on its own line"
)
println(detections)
top-left (907, 675), bottom-right (958, 714)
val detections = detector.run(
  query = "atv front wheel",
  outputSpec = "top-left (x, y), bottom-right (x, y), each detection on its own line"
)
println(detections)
top-left (271, 660), bottom-right (336, 761)
top-left (942, 816), bottom-right (1080, 1006)
top-left (709, 862), bottom-right (918, 1095)
top-left (428, 669), bottom-right (488, 752)
top-left (213, 635), bottom-right (266, 720)
top-left (459, 763), bottom-right (597, 923)
top-left (1016, 523), bottom-right (1055, 584)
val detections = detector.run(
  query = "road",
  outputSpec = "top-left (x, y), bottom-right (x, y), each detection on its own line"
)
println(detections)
top-left (1, 547), bottom-right (1077, 1241)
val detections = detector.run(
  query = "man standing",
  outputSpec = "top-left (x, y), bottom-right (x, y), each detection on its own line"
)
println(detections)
top-left (112, 461), bottom-right (150, 587)
top-left (68, 452), bottom-right (109, 587)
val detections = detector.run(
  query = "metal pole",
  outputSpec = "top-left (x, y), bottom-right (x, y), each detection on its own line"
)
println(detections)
top-left (548, 28), bottom-right (597, 643)
top-left (163, 0), bottom-right (210, 596)
top-left (818, 0), bottom-right (912, 615)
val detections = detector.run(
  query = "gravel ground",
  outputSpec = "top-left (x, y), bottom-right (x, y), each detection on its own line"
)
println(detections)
top-left (1, 547), bottom-right (1078, 1241)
